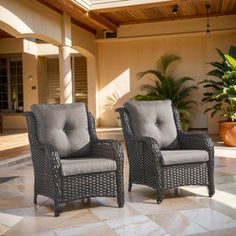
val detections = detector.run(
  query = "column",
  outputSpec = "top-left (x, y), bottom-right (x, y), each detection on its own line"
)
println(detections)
top-left (59, 12), bottom-right (72, 104)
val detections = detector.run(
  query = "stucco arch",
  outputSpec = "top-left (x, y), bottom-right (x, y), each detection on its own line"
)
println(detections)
top-left (0, 21), bottom-right (21, 38)
top-left (0, 0), bottom-right (62, 45)
top-left (0, 21), bottom-right (60, 46)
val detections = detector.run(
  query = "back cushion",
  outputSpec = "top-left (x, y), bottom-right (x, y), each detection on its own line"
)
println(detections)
top-left (31, 103), bottom-right (90, 158)
top-left (124, 100), bottom-right (178, 149)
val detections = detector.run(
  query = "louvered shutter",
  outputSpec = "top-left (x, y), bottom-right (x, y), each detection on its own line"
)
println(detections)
top-left (47, 58), bottom-right (60, 104)
top-left (74, 56), bottom-right (88, 106)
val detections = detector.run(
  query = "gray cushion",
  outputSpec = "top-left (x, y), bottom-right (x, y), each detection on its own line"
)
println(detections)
top-left (161, 150), bottom-right (209, 166)
top-left (61, 157), bottom-right (116, 176)
top-left (124, 100), bottom-right (178, 149)
top-left (31, 103), bottom-right (90, 158)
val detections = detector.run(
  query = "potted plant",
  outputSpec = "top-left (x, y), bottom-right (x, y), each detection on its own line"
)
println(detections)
top-left (200, 46), bottom-right (236, 146)
top-left (134, 54), bottom-right (198, 131)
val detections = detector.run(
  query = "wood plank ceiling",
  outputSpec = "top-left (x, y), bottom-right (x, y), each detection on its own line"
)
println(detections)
top-left (93, 0), bottom-right (236, 25)
top-left (37, 0), bottom-right (236, 34)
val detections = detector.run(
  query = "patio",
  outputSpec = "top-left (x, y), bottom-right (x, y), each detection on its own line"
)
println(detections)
top-left (1, 131), bottom-right (236, 235)
top-left (0, 0), bottom-right (236, 235)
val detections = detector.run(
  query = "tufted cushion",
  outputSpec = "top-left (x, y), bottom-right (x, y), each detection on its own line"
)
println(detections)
top-left (61, 157), bottom-right (116, 176)
top-left (161, 150), bottom-right (209, 165)
top-left (31, 103), bottom-right (90, 158)
top-left (124, 100), bottom-right (178, 149)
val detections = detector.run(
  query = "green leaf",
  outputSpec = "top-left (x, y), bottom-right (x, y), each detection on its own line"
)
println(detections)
top-left (156, 55), bottom-right (180, 76)
top-left (225, 55), bottom-right (236, 69)
top-left (229, 46), bottom-right (236, 59)
top-left (216, 48), bottom-right (225, 61)
top-left (207, 69), bottom-right (224, 78)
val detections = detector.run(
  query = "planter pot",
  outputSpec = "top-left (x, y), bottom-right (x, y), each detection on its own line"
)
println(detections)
top-left (219, 122), bottom-right (236, 147)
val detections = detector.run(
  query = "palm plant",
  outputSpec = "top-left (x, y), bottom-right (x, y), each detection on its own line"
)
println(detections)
top-left (134, 54), bottom-right (198, 126)
top-left (200, 46), bottom-right (236, 121)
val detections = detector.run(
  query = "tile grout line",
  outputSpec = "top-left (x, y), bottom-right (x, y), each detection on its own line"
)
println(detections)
top-left (0, 153), bottom-right (31, 168)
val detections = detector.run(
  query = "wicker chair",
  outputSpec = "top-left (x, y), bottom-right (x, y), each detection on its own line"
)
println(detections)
top-left (24, 103), bottom-right (124, 216)
top-left (116, 100), bottom-right (215, 203)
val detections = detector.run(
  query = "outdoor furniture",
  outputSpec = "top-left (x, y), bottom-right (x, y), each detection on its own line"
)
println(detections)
top-left (116, 100), bottom-right (215, 203)
top-left (24, 103), bottom-right (124, 216)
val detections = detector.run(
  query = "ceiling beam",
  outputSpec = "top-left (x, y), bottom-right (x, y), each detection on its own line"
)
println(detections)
top-left (37, 0), bottom-right (118, 32)
top-left (87, 11), bottom-right (118, 32)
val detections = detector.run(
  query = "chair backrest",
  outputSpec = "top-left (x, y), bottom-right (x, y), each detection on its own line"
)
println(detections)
top-left (31, 103), bottom-right (91, 158)
top-left (123, 100), bottom-right (179, 149)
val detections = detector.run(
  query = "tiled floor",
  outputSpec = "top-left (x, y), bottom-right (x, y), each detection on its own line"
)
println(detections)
top-left (0, 130), bottom-right (29, 161)
top-left (1, 137), bottom-right (236, 235)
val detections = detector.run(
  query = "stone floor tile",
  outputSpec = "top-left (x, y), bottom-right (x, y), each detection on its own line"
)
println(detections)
top-left (180, 208), bottom-right (236, 231)
top-left (148, 212), bottom-right (207, 236)
top-left (105, 215), bottom-right (171, 236)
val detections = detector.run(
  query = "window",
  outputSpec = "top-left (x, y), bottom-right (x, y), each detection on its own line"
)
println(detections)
top-left (0, 58), bottom-right (8, 110)
top-left (0, 55), bottom-right (23, 112)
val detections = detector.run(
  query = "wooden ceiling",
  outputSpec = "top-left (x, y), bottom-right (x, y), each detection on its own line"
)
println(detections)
top-left (26, 0), bottom-right (236, 34)
top-left (94, 0), bottom-right (236, 25)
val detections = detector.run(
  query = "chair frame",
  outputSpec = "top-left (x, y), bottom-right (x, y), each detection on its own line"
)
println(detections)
top-left (24, 111), bottom-right (124, 216)
top-left (116, 106), bottom-right (215, 203)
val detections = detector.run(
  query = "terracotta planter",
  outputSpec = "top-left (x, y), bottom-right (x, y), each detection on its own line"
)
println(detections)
top-left (219, 122), bottom-right (236, 147)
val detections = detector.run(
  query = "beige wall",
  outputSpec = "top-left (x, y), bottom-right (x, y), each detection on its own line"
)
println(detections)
top-left (0, 38), bottom-right (23, 53)
top-left (72, 24), bottom-right (96, 57)
top-left (97, 16), bottom-right (236, 132)
top-left (118, 15), bottom-right (236, 38)
top-left (3, 114), bottom-right (26, 129)
top-left (22, 53), bottom-right (39, 111)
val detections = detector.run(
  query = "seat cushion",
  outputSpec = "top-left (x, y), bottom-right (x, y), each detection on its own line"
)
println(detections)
top-left (124, 100), bottom-right (178, 149)
top-left (161, 150), bottom-right (209, 166)
top-left (31, 103), bottom-right (90, 158)
top-left (61, 157), bottom-right (117, 176)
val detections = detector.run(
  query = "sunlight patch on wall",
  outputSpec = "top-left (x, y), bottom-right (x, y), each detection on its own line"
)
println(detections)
top-left (99, 69), bottom-right (130, 115)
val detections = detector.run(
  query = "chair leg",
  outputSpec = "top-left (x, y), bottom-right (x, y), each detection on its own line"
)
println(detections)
top-left (116, 171), bottom-right (124, 208)
top-left (54, 200), bottom-right (60, 217)
top-left (208, 184), bottom-right (215, 197)
top-left (207, 162), bottom-right (215, 197)
top-left (117, 195), bottom-right (124, 208)
top-left (34, 192), bottom-right (37, 204)
top-left (156, 188), bottom-right (163, 204)
top-left (128, 182), bottom-right (132, 192)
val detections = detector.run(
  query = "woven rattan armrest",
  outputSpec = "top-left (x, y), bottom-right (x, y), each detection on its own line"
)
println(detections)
top-left (178, 132), bottom-right (214, 160)
top-left (139, 136), bottom-right (163, 164)
top-left (91, 139), bottom-right (124, 162)
top-left (42, 144), bottom-right (62, 171)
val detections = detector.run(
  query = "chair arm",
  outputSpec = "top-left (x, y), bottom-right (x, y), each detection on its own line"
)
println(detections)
top-left (139, 136), bottom-right (163, 165)
top-left (178, 132), bottom-right (214, 160)
top-left (126, 135), bottom-right (163, 166)
top-left (43, 144), bottom-right (62, 172)
top-left (91, 139), bottom-right (124, 163)
top-left (41, 144), bottom-right (62, 196)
